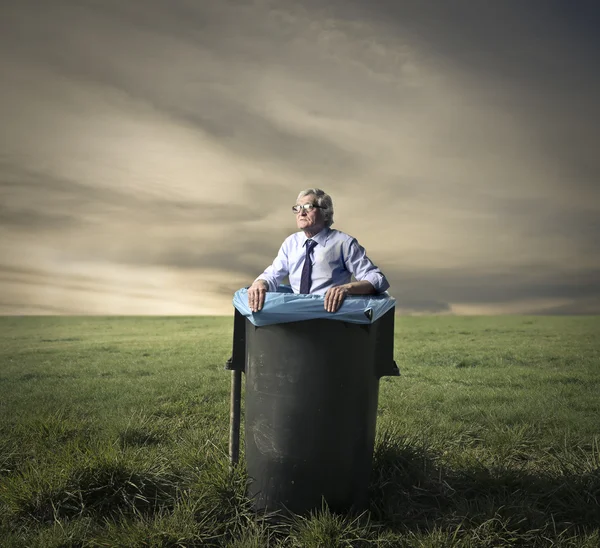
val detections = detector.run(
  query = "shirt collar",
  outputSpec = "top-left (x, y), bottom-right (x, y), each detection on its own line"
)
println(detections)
top-left (302, 227), bottom-right (331, 247)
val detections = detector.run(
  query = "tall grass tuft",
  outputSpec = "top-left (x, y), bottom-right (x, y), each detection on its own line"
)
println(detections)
top-left (2, 446), bottom-right (181, 524)
top-left (285, 505), bottom-right (385, 547)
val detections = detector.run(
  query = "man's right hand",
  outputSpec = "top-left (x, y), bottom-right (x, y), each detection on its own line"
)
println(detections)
top-left (247, 280), bottom-right (268, 312)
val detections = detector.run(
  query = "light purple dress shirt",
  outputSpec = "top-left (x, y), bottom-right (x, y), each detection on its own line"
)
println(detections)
top-left (256, 228), bottom-right (390, 295)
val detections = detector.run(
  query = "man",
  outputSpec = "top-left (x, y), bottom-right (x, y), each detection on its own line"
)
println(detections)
top-left (247, 188), bottom-right (389, 313)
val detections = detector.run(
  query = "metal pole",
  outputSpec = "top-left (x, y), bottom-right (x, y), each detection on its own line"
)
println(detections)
top-left (229, 368), bottom-right (242, 470)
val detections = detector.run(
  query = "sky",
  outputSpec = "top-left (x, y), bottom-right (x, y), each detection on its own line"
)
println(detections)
top-left (1, 0), bottom-right (599, 316)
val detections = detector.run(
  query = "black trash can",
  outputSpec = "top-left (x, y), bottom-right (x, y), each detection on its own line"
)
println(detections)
top-left (227, 301), bottom-right (399, 516)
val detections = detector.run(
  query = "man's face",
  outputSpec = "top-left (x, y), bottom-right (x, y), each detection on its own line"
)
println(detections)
top-left (295, 194), bottom-right (325, 233)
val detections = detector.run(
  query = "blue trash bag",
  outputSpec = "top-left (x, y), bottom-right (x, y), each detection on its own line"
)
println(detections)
top-left (233, 285), bottom-right (395, 326)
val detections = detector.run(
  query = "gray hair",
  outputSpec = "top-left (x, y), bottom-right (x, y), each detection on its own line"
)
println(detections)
top-left (297, 188), bottom-right (334, 227)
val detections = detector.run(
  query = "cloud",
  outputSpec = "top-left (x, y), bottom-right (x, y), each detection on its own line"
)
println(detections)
top-left (0, 0), bottom-right (598, 314)
top-left (0, 162), bottom-right (270, 232)
top-left (341, 0), bottom-right (600, 195)
top-left (385, 263), bottom-right (600, 315)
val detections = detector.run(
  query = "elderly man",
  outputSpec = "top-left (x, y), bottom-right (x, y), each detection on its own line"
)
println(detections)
top-left (248, 188), bottom-right (389, 313)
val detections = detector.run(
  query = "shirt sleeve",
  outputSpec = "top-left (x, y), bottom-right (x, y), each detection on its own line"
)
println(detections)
top-left (344, 238), bottom-right (390, 293)
top-left (254, 241), bottom-right (290, 292)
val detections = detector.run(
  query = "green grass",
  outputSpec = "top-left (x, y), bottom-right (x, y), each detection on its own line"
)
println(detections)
top-left (0, 315), bottom-right (598, 547)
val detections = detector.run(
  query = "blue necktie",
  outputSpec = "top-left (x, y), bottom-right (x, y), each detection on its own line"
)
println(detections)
top-left (299, 239), bottom-right (317, 294)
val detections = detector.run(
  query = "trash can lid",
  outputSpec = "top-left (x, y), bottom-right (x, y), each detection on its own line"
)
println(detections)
top-left (233, 285), bottom-right (396, 326)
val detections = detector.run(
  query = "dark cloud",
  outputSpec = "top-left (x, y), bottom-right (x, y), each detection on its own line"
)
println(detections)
top-left (341, 1), bottom-right (600, 87)
top-left (393, 296), bottom-right (452, 314)
top-left (342, 0), bottom-right (600, 194)
top-left (384, 264), bottom-right (600, 312)
top-left (0, 204), bottom-right (80, 230)
top-left (497, 199), bottom-right (600, 253)
top-left (529, 298), bottom-right (600, 316)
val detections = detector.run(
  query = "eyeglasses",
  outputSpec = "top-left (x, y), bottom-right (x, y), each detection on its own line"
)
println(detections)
top-left (292, 203), bottom-right (325, 214)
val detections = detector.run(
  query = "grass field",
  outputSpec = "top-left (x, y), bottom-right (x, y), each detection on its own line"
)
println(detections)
top-left (0, 315), bottom-right (599, 547)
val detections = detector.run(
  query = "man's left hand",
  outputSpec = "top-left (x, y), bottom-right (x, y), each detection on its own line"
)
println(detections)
top-left (324, 285), bottom-right (349, 313)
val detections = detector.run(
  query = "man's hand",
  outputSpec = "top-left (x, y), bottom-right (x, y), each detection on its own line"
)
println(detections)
top-left (324, 284), bottom-right (349, 313)
top-left (248, 280), bottom-right (268, 312)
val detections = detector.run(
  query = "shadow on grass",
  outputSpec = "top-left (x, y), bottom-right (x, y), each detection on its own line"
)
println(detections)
top-left (369, 432), bottom-right (600, 538)
top-left (6, 458), bottom-right (179, 525)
